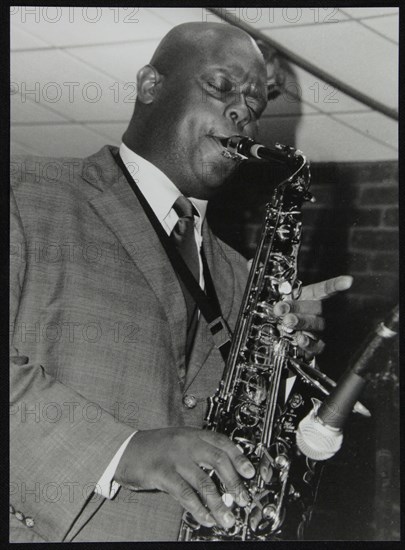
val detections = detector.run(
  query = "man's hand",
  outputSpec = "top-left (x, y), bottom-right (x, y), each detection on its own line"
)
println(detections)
top-left (273, 275), bottom-right (353, 357)
top-left (114, 427), bottom-right (255, 529)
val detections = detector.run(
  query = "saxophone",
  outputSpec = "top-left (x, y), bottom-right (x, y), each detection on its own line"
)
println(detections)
top-left (179, 136), bottom-right (334, 541)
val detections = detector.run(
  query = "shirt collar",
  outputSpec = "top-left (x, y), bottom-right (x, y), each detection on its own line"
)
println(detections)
top-left (119, 142), bottom-right (207, 231)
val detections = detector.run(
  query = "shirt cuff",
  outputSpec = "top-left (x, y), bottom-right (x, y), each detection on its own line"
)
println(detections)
top-left (95, 431), bottom-right (137, 499)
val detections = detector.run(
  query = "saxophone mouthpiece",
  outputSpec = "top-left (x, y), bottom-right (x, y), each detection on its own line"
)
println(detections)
top-left (220, 135), bottom-right (299, 165)
top-left (219, 137), bottom-right (230, 148)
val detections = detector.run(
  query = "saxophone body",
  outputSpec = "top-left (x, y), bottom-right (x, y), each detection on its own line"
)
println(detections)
top-left (179, 136), bottom-right (326, 541)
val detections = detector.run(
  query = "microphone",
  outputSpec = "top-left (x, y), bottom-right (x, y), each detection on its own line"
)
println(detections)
top-left (296, 305), bottom-right (399, 461)
top-left (219, 135), bottom-right (299, 166)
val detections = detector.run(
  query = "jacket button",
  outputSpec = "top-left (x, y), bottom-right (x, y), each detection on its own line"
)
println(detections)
top-left (10, 355), bottom-right (29, 365)
top-left (15, 511), bottom-right (25, 522)
top-left (9, 504), bottom-right (15, 515)
top-left (25, 517), bottom-right (35, 528)
top-left (183, 394), bottom-right (197, 409)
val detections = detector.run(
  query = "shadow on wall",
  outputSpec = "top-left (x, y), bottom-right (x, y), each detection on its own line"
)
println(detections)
top-left (259, 52), bottom-right (303, 149)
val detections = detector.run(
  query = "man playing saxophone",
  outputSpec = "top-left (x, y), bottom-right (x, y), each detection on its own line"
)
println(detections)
top-left (10, 22), bottom-right (352, 542)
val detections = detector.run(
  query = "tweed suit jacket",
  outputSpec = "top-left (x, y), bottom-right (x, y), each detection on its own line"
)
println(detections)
top-left (10, 145), bottom-right (248, 542)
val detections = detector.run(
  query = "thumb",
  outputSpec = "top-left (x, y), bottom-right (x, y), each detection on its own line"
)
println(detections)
top-left (300, 275), bottom-right (353, 300)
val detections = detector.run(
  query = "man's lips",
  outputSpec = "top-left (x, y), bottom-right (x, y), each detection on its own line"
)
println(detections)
top-left (207, 134), bottom-right (244, 164)
top-left (207, 134), bottom-right (236, 157)
top-left (208, 135), bottom-right (226, 150)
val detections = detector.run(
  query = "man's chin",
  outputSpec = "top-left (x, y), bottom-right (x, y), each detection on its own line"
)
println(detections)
top-left (195, 162), bottom-right (241, 199)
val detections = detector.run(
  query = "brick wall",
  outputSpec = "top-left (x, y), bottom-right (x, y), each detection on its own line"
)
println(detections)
top-left (208, 159), bottom-right (399, 539)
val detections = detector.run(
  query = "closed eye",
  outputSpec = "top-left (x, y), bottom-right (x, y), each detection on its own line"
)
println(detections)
top-left (206, 78), bottom-right (235, 95)
top-left (207, 82), bottom-right (224, 93)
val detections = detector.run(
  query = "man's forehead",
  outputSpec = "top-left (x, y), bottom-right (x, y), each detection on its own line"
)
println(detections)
top-left (206, 35), bottom-right (263, 62)
top-left (152, 23), bottom-right (266, 81)
top-left (204, 59), bottom-right (265, 76)
top-left (203, 39), bottom-right (265, 74)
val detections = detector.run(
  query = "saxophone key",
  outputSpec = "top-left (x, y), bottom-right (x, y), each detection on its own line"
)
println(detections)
top-left (262, 504), bottom-right (278, 522)
top-left (274, 454), bottom-right (290, 470)
top-left (276, 224), bottom-right (294, 242)
top-left (278, 280), bottom-right (293, 295)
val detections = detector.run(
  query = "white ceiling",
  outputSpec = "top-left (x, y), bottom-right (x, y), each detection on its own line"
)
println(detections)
top-left (10, 7), bottom-right (398, 162)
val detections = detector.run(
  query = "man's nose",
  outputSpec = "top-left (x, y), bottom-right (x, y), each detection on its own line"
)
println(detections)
top-left (225, 98), bottom-right (251, 132)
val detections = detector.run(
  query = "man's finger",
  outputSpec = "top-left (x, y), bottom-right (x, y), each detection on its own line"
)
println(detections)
top-left (259, 454), bottom-right (273, 483)
top-left (194, 443), bottom-right (250, 508)
top-left (164, 473), bottom-right (215, 527)
top-left (281, 314), bottom-right (325, 332)
top-left (273, 300), bottom-right (322, 317)
top-left (198, 431), bottom-right (255, 479)
top-left (300, 275), bottom-right (353, 301)
top-left (185, 466), bottom-right (235, 529)
top-left (296, 332), bottom-right (325, 355)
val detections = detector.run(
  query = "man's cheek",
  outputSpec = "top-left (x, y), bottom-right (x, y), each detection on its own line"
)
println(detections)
top-left (200, 156), bottom-right (234, 188)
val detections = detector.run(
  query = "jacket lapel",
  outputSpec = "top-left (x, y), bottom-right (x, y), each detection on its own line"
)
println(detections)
top-left (184, 221), bottom-right (236, 390)
top-left (83, 146), bottom-right (188, 378)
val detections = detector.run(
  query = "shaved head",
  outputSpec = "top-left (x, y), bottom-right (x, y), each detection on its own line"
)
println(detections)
top-left (123, 22), bottom-right (268, 198)
top-left (150, 22), bottom-right (263, 76)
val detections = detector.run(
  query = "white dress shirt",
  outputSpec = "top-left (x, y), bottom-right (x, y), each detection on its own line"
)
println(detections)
top-left (95, 142), bottom-right (208, 499)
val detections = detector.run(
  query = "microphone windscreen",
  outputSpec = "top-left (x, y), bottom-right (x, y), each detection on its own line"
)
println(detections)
top-left (296, 401), bottom-right (343, 461)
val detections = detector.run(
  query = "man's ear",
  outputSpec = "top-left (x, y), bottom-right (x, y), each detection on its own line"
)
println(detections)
top-left (136, 64), bottom-right (162, 104)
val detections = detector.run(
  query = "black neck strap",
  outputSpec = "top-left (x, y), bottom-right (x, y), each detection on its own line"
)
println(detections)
top-left (114, 151), bottom-right (232, 362)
